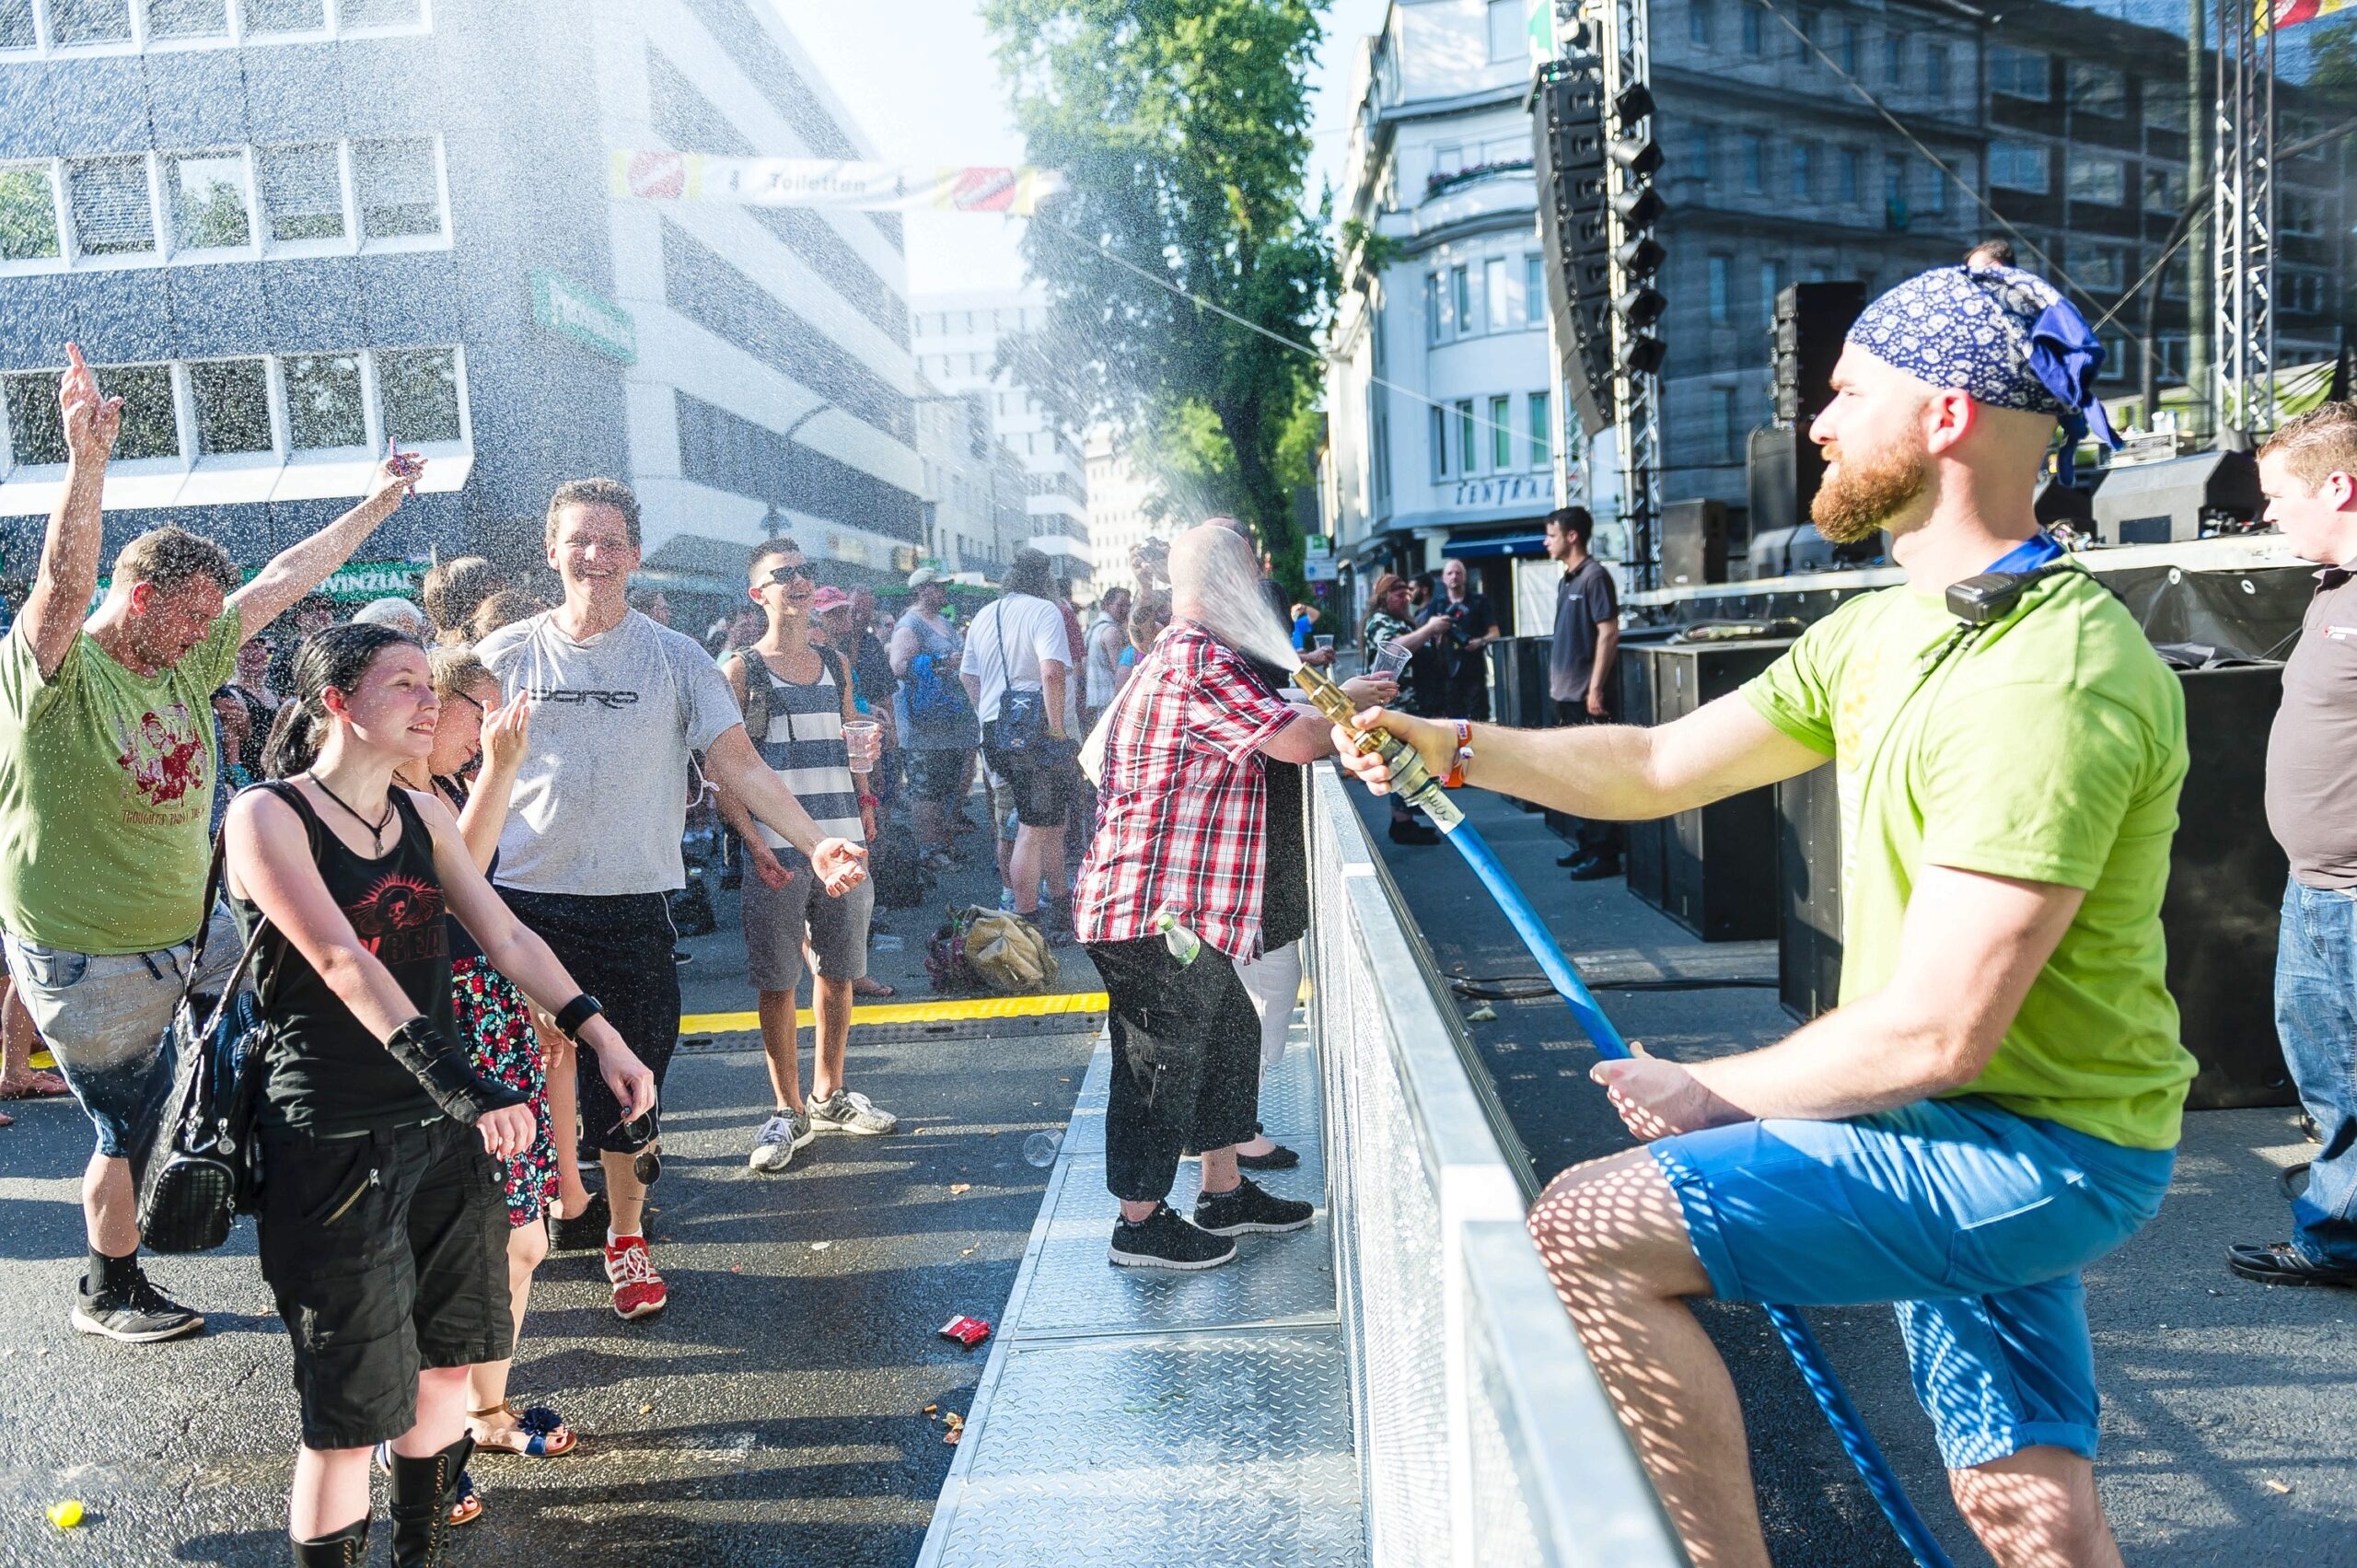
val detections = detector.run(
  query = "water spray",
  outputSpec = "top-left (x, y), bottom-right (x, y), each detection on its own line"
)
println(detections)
top-left (1295, 664), bottom-right (1954, 1568)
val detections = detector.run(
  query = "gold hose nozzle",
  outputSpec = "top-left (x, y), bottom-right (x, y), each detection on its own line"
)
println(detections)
top-left (1294, 666), bottom-right (1460, 827)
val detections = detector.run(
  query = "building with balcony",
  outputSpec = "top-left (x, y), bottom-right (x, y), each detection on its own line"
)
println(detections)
top-left (0, 0), bottom-right (924, 598)
top-left (912, 288), bottom-right (1094, 587)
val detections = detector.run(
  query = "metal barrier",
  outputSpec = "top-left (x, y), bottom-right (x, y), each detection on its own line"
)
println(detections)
top-left (1306, 763), bottom-right (1685, 1566)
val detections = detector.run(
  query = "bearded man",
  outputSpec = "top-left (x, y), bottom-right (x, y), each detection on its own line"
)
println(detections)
top-left (1335, 265), bottom-right (2190, 1568)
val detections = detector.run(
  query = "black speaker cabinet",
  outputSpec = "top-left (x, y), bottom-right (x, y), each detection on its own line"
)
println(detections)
top-left (2168, 662), bottom-right (2295, 1109)
top-left (1615, 645), bottom-right (1666, 904)
top-left (1776, 760), bottom-right (1843, 1022)
top-left (1643, 642), bottom-right (1789, 941)
top-left (1661, 498), bottom-right (1729, 587)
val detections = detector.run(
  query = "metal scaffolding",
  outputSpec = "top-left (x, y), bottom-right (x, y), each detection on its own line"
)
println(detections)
top-left (1581, 0), bottom-right (1664, 588)
top-left (2212, 0), bottom-right (2278, 439)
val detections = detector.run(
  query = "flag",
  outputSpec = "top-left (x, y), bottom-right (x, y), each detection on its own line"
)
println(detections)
top-left (2260, 0), bottom-right (2354, 31)
top-left (610, 153), bottom-right (1065, 215)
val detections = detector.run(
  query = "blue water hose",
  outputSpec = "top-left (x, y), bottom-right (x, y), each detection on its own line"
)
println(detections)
top-left (1440, 816), bottom-right (1954, 1568)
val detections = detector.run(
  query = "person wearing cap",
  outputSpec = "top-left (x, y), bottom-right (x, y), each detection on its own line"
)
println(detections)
top-left (1335, 263), bottom-right (2189, 1566)
top-left (890, 567), bottom-right (980, 870)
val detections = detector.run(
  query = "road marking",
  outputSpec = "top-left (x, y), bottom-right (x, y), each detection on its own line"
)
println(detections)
top-left (680, 992), bottom-right (1110, 1034)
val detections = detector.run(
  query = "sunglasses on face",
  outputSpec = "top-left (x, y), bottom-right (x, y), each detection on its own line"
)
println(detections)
top-left (766, 563), bottom-right (816, 586)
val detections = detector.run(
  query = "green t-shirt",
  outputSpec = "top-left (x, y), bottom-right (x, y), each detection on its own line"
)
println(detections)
top-left (0, 611), bottom-right (241, 954)
top-left (1742, 569), bottom-right (2195, 1150)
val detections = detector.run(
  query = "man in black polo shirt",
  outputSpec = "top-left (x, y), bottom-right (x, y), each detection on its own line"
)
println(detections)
top-left (2234, 402), bottom-right (2357, 1288)
top-left (1544, 506), bottom-right (1623, 880)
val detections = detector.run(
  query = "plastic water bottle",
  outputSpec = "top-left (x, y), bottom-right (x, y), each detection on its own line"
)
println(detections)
top-left (1151, 910), bottom-right (1201, 966)
top-left (1022, 1132), bottom-right (1061, 1167)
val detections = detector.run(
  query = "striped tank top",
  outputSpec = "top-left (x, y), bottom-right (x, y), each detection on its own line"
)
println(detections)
top-left (745, 651), bottom-right (865, 853)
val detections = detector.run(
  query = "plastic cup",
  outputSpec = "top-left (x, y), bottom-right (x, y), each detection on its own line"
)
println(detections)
top-left (1022, 1131), bottom-right (1062, 1167)
top-left (1313, 634), bottom-right (1335, 653)
top-left (1374, 639), bottom-right (1411, 679)
top-left (842, 718), bottom-right (882, 774)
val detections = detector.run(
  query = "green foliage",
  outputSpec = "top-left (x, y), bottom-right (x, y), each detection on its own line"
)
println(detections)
top-left (0, 168), bottom-right (60, 263)
top-left (1339, 215), bottom-right (1403, 284)
top-left (984, 0), bottom-right (1337, 596)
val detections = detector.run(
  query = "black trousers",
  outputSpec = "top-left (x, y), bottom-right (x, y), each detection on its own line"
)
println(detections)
top-left (1553, 700), bottom-right (1625, 861)
top-left (1088, 935), bottom-right (1262, 1202)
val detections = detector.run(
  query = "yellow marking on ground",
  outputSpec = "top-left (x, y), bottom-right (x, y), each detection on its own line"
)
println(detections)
top-left (29, 1050), bottom-right (55, 1070)
top-left (680, 991), bottom-right (1110, 1035)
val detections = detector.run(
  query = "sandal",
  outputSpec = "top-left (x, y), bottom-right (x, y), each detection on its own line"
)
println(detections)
top-left (852, 977), bottom-right (898, 999)
top-left (470, 1400), bottom-right (576, 1458)
top-left (0, 1069), bottom-right (68, 1099)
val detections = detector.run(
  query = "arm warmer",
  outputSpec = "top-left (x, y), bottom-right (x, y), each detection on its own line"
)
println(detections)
top-left (385, 1016), bottom-right (528, 1124)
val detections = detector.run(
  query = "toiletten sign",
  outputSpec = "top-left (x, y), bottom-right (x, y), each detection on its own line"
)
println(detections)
top-left (532, 270), bottom-right (638, 365)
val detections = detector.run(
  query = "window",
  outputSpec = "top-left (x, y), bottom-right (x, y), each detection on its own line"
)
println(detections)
top-left (1791, 140), bottom-right (1814, 200)
top-left (1689, 0), bottom-right (1711, 48)
top-left (1431, 405), bottom-right (1449, 478)
top-left (2283, 192), bottom-right (2323, 237)
top-left (1451, 264), bottom-right (1471, 335)
top-left (1989, 140), bottom-right (2050, 192)
top-left (1457, 401), bottom-right (1477, 473)
top-left (1926, 41), bottom-right (1949, 98)
top-left (242, 0), bottom-right (326, 33)
top-left (1989, 44), bottom-right (2049, 101)
top-left (2067, 152), bottom-right (2125, 206)
top-left (1760, 259), bottom-right (1784, 325)
top-left (144, 0), bottom-right (228, 37)
top-left (2142, 164), bottom-right (2183, 211)
top-left (1839, 146), bottom-right (1863, 203)
top-left (0, 164), bottom-right (60, 261)
top-left (2068, 62), bottom-right (2125, 118)
top-left (377, 347), bottom-right (462, 444)
top-left (2097, 332), bottom-right (2130, 385)
top-left (1922, 156), bottom-right (1947, 214)
top-left (2142, 79), bottom-right (2187, 131)
top-left (1885, 31), bottom-right (1905, 87)
top-left (1838, 21), bottom-right (1856, 74)
top-left (3, 371), bottom-right (68, 464)
top-left (256, 143), bottom-right (344, 243)
top-left (66, 156), bottom-right (155, 256)
top-left (189, 357), bottom-right (272, 455)
top-left (1434, 145), bottom-right (1463, 181)
top-left (1490, 394), bottom-right (1513, 469)
top-left (1525, 252), bottom-right (1544, 324)
top-left (2287, 272), bottom-right (2326, 314)
top-left (1741, 133), bottom-right (1766, 195)
top-left (1486, 0), bottom-right (1522, 63)
top-left (1796, 10), bottom-right (1814, 63)
top-left (1425, 271), bottom-right (1443, 343)
top-left (353, 137), bottom-right (439, 240)
top-left (164, 150), bottom-right (250, 252)
top-left (2074, 245), bottom-right (2123, 291)
top-left (1691, 125), bottom-right (1715, 183)
top-left (284, 353), bottom-right (366, 449)
top-left (0, 0), bottom-right (34, 48)
top-left (1486, 255), bottom-right (1509, 332)
top-left (1528, 389), bottom-right (1551, 468)
top-left (1708, 253), bottom-right (1732, 324)
top-left (1713, 387), bottom-right (1738, 460)
top-left (49, 0), bottom-right (133, 46)
top-left (107, 363), bottom-right (177, 459)
top-left (1884, 153), bottom-right (1906, 207)
top-left (1742, 1), bottom-right (1763, 55)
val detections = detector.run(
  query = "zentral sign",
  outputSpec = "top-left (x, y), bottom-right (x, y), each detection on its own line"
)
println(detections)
top-left (1449, 473), bottom-right (1551, 509)
top-left (531, 270), bottom-right (637, 365)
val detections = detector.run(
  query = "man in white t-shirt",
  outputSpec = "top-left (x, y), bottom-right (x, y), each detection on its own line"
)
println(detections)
top-left (960, 549), bottom-right (1075, 935)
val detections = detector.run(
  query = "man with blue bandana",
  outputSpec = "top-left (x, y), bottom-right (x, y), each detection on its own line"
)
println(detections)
top-left (1336, 264), bottom-right (2189, 1567)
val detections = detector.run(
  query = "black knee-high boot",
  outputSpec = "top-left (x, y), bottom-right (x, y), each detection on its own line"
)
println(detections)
top-left (288, 1519), bottom-right (368, 1565)
top-left (388, 1434), bottom-right (474, 1567)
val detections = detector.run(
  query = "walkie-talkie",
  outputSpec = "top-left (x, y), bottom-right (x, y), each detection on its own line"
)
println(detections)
top-left (1945, 563), bottom-right (2073, 626)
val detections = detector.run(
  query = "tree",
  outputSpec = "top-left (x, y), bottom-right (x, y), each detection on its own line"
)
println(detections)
top-left (984, 0), bottom-right (1335, 595)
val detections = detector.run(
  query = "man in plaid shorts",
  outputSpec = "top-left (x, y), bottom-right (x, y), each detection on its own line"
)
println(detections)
top-left (1074, 523), bottom-right (1341, 1270)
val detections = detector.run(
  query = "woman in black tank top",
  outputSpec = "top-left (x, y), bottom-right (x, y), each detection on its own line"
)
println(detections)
top-left (225, 625), bottom-right (656, 1567)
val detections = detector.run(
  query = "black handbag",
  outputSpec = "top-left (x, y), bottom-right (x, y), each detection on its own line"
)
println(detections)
top-left (132, 828), bottom-right (278, 1254)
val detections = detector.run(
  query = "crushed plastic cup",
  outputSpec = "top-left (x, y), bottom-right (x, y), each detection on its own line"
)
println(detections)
top-left (1373, 639), bottom-right (1411, 679)
top-left (47, 1500), bottom-right (84, 1529)
top-left (1022, 1131), bottom-right (1061, 1167)
top-left (842, 718), bottom-right (883, 774)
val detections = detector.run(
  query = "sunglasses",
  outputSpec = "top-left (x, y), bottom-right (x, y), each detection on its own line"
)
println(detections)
top-left (450, 690), bottom-right (486, 716)
top-left (766, 563), bottom-right (817, 586)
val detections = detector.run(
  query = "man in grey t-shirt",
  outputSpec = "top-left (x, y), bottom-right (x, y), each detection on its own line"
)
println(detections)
top-left (2233, 406), bottom-right (2357, 1289)
top-left (1543, 507), bottom-right (1624, 880)
top-left (478, 479), bottom-right (865, 1322)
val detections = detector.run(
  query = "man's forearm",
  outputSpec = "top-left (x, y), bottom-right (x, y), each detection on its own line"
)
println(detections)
top-left (1587, 626), bottom-right (1620, 703)
top-left (1454, 721), bottom-right (1666, 820)
top-left (1043, 663), bottom-right (1070, 737)
top-left (1685, 996), bottom-right (1978, 1122)
top-left (232, 489), bottom-right (400, 638)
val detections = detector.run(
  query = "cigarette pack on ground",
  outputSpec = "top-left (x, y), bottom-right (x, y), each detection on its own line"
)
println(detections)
top-left (937, 1315), bottom-right (992, 1348)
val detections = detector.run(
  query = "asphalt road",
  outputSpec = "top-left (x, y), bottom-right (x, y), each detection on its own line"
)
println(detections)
top-left (1358, 787), bottom-right (2357, 1568)
top-left (0, 841), bottom-right (1101, 1567)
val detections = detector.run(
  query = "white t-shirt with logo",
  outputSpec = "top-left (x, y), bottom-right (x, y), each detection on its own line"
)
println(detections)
top-left (477, 609), bottom-right (741, 896)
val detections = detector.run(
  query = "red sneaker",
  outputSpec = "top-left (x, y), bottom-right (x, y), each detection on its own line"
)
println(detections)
top-left (602, 1235), bottom-right (668, 1320)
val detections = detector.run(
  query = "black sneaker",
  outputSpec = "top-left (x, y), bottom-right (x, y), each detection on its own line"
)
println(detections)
top-left (1237, 1143), bottom-right (1301, 1172)
top-left (1109, 1202), bottom-right (1237, 1271)
top-left (550, 1189), bottom-right (610, 1253)
top-left (1568, 854), bottom-right (1623, 882)
top-left (1193, 1177), bottom-right (1315, 1237)
top-left (70, 1271), bottom-right (204, 1343)
top-left (2226, 1240), bottom-right (2357, 1288)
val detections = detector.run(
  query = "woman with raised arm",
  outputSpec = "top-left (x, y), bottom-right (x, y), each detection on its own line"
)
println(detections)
top-left (226, 623), bottom-right (656, 1567)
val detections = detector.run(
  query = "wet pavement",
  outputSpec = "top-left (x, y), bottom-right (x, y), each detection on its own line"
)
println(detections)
top-left (0, 834), bottom-right (1102, 1566)
top-left (1359, 786), bottom-right (2357, 1568)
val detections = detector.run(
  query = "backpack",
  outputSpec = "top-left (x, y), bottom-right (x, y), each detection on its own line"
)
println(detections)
top-left (906, 650), bottom-right (973, 726)
top-left (868, 821), bottom-right (930, 909)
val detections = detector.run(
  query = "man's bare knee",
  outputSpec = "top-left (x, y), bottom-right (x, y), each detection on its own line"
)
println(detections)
top-left (1527, 1148), bottom-right (1711, 1304)
top-left (1948, 1446), bottom-right (2119, 1568)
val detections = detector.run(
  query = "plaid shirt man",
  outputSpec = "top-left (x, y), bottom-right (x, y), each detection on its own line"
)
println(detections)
top-left (1074, 621), bottom-right (1298, 959)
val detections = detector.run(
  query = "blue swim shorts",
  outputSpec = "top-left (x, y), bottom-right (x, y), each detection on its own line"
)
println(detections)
top-left (1650, 1095), bottom-right (2175, 1469)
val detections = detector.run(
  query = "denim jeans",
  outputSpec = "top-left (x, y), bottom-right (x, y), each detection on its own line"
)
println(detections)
top-left (2275, 877), bottom-right (2357, 1268)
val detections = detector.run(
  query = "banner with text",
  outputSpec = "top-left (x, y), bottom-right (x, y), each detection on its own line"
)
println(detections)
top-left (611, 153), bottom-right (1065, 215)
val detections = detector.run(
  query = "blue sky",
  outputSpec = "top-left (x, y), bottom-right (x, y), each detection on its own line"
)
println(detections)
top-left (784, 0), bottom-right (1392, 297)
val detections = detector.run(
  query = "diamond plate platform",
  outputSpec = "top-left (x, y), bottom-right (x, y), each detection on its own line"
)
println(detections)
top-left (920, 1022), bottom-right (1365, 1568)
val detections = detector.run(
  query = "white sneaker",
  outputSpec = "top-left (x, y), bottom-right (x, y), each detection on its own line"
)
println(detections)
top-left (748, 1109), bottom-right (813, 1172)
top-left (808, 1087), bottom-right (899, 1136)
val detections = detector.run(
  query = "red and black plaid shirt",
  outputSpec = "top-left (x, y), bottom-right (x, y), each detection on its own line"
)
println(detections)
top-left (1074, 621), bottom-right (1298, 959)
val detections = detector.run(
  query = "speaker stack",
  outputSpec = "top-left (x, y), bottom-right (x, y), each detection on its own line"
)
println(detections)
top-left (1751, 283), bottom-right (1867, 545)
top-left (1533, 60), bottom-right (1614, 440)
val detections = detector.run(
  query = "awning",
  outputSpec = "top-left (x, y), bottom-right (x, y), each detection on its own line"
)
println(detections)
top-left (1447, 531), bottom-right (1547, 561)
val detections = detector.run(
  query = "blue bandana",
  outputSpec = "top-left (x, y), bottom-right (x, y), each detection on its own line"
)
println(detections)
top-left (1848, 264), bottom-right (2121, 481)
